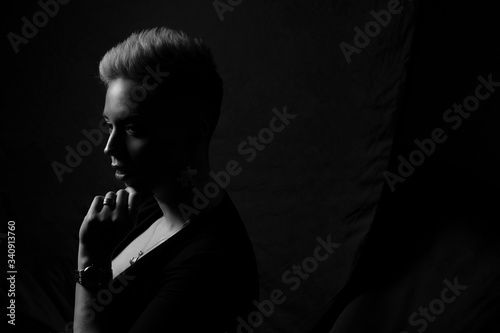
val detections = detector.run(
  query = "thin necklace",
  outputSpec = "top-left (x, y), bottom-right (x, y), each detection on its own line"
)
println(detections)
top-left (129, 218), bottom-right (190, 265)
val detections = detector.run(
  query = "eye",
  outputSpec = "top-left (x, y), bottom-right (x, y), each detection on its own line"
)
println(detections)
top-left (126, 123), bottom-right (141, 135)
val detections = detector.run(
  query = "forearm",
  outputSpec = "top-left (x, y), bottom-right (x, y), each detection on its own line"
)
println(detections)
top-left (73, 246), bottom-right (112, 333)
top-left (74, 188), bottom-right (140, 332)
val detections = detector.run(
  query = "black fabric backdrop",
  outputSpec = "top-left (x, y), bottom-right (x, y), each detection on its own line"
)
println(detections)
top-left (313, 1), bottom-right (500, 332)
top-left (1, 1), bottom-right (498, 333)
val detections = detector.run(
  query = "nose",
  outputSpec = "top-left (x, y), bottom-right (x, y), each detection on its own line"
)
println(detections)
top-left (104, 129), bottom-right (121, 157)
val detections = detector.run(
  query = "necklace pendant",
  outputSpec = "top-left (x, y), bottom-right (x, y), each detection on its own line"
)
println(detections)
top-left (130, 250), bottom-right (145, 265)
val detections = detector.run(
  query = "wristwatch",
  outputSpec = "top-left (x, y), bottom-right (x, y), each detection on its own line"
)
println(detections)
top-left (74, 265), bottom-right (113, 290)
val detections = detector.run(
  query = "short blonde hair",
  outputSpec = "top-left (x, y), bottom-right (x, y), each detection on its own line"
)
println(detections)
top-left (99, 27), bottom-right (223, 136)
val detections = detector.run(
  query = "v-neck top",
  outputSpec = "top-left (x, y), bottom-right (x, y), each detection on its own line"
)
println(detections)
top-left (99, 191), bottom-right (259, 332)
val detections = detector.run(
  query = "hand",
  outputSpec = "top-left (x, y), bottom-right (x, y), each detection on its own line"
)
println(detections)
top-left (78, 187), bottom-right (142, 261)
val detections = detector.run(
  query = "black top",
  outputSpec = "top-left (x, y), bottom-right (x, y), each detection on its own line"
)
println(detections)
top-left (99, 191), bottom-right (259, 332)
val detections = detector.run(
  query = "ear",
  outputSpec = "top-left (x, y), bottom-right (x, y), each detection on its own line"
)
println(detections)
top-left (198, 117), bottom-right (211, 140)
top-left (190, 117), bottom-right (210, 145)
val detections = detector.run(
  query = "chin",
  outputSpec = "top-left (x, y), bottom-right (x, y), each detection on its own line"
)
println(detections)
top-left (123, 177), bottom-right (148, 193)
top-left (125, 172), bottom-right (177, 194)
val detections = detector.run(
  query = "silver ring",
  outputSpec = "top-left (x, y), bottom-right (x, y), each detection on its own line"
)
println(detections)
top-left (103, 198), bottom-right (116, 207)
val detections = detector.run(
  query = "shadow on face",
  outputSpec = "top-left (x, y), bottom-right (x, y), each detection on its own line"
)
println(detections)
top-left (102, 78), bottom-right (195, 193)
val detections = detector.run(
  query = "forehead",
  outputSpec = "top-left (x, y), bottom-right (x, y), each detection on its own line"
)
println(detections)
top-left (103, 78), bottom-right (138, 117)
top-left (103, 77), bottom-right (174, 120)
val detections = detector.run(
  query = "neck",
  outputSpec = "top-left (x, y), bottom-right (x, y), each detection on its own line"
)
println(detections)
top-left (152, 167), bottom-right (224, 227)
top-left (152, 188), bottom-right (187, 231)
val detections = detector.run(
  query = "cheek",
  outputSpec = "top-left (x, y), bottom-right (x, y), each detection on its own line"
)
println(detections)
top-left (127, 138), bottom-right (150, 161)
top-left (128, 137), bottom-right (187, 172)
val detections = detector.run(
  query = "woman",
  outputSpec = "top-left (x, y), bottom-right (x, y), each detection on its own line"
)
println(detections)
top-left (73, 27), bottom-right (259, 332)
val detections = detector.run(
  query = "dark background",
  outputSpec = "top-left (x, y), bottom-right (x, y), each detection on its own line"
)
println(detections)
top-left (1, 0), bottom-right (498, 332)
top-left (313, 0), bottom-right (500, 332)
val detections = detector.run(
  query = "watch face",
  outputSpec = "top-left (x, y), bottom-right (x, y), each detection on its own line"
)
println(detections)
top-left (83, 266), bottom-right (106, 288)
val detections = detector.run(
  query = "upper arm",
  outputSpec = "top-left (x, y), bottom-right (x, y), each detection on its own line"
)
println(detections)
top-left (127, 249), bottom-right (233, 332)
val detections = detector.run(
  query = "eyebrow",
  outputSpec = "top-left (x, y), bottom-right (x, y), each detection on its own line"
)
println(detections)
top-left (102, 113), bottom-right (142, 122)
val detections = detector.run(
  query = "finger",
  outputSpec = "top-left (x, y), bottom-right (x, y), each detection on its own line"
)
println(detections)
top-left (125, 187), bottom-right (142, 216)
top-left (115, 189), bottom-right (129, 217)
top-left (88, 196), bottom-right (104, 215)
top-left (101, 191), bottom-right (117, 212)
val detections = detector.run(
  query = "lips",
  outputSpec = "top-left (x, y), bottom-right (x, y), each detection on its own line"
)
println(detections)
top-left (112, 164), bottom-right (132, 180)
top-left (112, 164), bottom-right (129, 171)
